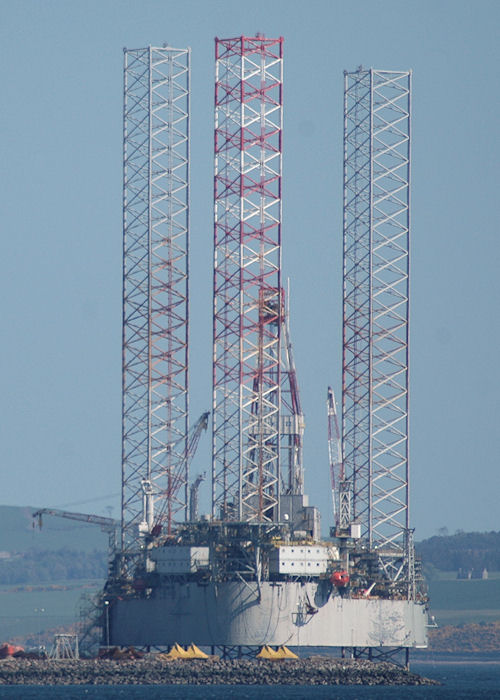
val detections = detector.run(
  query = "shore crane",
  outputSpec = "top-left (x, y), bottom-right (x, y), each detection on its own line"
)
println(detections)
top-left (32, 508), bottom-right (119, 571)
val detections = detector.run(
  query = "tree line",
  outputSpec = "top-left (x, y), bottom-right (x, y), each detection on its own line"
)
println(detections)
top-left (1, 530), bottom-right (498, 583)
top-left (416, 531), bottom-right (500, 572)
top-left (0, 549), bottom-right (107, 584)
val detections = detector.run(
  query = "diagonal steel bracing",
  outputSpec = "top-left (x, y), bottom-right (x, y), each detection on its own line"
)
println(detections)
top-left (122, 46), bottom-right (190, 556)
top-left (212, 36), bottom-right (284, 523)
top-left (342, 68), bottom-right (411, 580)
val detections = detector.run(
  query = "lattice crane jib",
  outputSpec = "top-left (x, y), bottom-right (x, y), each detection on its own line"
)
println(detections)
top-left (281, 303), bottom-right (304, 496)
top-left (342, 69), bottom-right (411, 579)
top-left (327, 387), bottom-right (342, 523)
top-left (122, 46), bottom-right (190, 554)
top-left (212, 36), bottom-right (284, 523)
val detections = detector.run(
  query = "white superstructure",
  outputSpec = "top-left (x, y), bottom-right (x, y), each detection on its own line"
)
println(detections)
top-left (269, 545), bottom-right (338, 576)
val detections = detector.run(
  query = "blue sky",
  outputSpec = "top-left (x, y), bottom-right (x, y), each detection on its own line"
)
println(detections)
top-left (1, 0), bottom-right (498, 539)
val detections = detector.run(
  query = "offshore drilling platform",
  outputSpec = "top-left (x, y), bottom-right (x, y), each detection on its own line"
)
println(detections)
top-left (103, 37), bottom-right (428, 664)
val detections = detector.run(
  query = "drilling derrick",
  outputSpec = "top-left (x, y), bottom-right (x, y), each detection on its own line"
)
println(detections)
top-left (342, 69), bottom-right (411, 581)
top-left (212, 35), bottom-right (283, 523)
top-left (122, 46), bottom-right (190, 555)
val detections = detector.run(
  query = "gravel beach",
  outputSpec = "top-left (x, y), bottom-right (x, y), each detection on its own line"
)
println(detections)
top-left (0, 657), bottom-right (439, 686)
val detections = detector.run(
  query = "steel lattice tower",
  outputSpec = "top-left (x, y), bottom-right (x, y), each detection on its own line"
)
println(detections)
top-left (122, 46), bottom-right (190, 554)
top-left (212, 36), bottom-right (284, 523)
top-left (342, 69), bottom-right (411, 579)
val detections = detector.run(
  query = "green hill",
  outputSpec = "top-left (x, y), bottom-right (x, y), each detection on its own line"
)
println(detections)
top-left (415, 530), bottom-right (500, 628)
top-left (0, 505), bottom-right (107, 554)
top-left (0, 549), bottom-right (107, 585)
top-left (416, 530), bottom-right (500, 572)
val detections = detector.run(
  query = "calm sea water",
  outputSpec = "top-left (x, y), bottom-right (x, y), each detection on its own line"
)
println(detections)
top-left (0, 663), bottom-right (498, 699)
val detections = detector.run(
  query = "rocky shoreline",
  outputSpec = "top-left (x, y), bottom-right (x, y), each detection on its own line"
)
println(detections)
top-left (0, 657), bottom-right (439, 686)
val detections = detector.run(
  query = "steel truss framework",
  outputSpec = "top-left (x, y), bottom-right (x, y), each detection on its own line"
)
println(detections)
top-left (342, 646), bottom-right (411, 670)
top-left (342, 69), bottom-right (411, 579)
top-left (122, 46), bottom-right (190, 554)
top-left (212, 36), bottom-right (284, 523)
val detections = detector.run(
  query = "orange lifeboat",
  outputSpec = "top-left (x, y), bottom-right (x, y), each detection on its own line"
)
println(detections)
top-left (330, 571), bottom-right (350, 587)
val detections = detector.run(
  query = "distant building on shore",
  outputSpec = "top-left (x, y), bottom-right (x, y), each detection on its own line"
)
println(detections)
top-left (457, 567), bottom-right (488, 580)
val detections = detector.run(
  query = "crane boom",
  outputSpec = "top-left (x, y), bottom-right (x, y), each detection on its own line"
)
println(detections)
top-left (327, 386), bottom-right (343, 524)
top-left (151, 411), bottom-right (210, 534)
top-left (281, 296), bottom-right (304, 495)
top-left (33, 508), bottom-right (117, 530)
top-left (187, 412), bottom-right (210, 467)
top-left (32, 507), bottom-right (119, 561)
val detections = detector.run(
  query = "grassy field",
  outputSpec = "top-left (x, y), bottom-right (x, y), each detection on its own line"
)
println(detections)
top-left (427, 572), bottom-right (500, 626)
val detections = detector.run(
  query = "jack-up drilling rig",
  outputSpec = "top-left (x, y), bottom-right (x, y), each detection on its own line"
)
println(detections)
top-left (103, 41), bottom-right (428, 665)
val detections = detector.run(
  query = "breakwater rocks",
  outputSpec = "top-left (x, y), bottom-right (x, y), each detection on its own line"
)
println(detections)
top-left (0, 657), bottom-right (438, 686)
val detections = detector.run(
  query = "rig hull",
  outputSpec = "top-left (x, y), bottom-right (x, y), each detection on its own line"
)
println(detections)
top-left (111, 581), bottom-right (428, 648)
